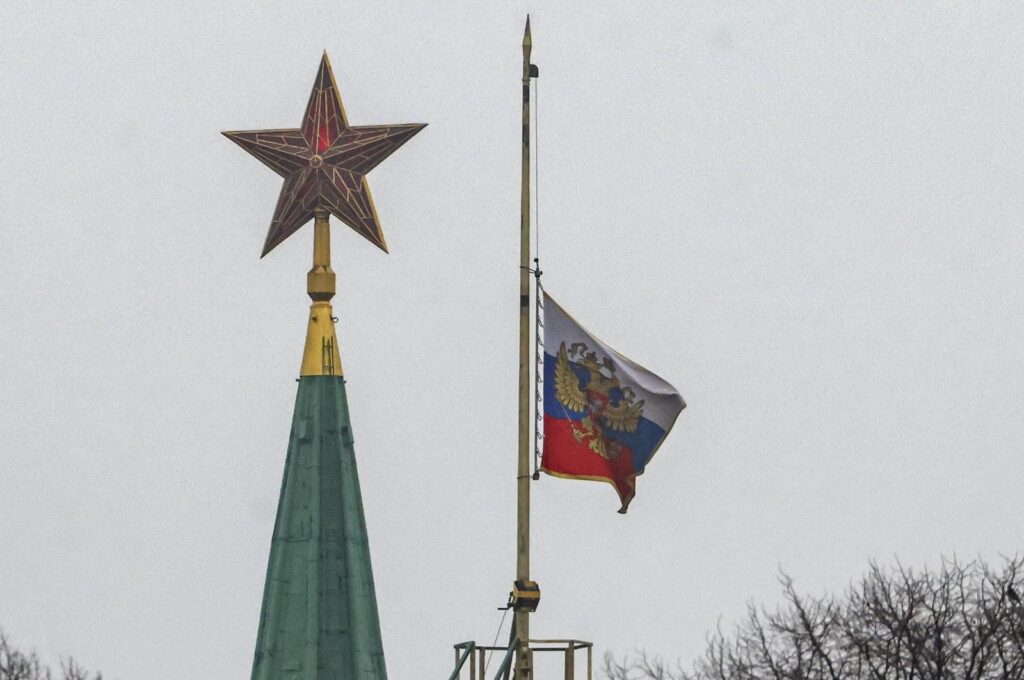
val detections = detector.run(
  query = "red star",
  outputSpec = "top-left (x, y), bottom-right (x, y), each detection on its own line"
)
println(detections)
top-left (224, 53), bottom-right (425, 257)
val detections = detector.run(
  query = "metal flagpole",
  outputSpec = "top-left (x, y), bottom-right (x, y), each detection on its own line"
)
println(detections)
top-left (515, 15), bottom-right (534, 680)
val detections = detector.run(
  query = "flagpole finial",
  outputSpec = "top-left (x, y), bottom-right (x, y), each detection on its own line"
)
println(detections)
top-left (523, 15), bottom-right (532, 50)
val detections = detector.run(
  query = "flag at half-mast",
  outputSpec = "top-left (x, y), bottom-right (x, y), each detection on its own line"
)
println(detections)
top-left (541, 292), bottom-right (685, 513)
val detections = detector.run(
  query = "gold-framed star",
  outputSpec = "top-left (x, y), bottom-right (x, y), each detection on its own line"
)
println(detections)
top-left (224, 53), bottom-right (425, 257)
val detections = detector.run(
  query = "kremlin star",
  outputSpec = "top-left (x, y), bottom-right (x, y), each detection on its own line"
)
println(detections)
top-left (224, 53), bottom-right (425, 256)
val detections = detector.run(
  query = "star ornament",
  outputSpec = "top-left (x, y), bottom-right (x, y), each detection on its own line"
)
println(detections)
top-left (224, 53), bottom-right (425, 257)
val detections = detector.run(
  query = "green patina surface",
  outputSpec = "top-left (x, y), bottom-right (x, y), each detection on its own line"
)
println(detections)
top-left (251, 375), bottom-right (387, 680)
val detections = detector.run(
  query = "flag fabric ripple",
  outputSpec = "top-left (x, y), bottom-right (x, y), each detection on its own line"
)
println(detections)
top-left (541, 292), bottom-right (685, 513)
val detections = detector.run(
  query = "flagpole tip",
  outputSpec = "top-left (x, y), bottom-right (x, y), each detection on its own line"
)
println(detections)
top-left (523, 15), bottom-right (532, 47)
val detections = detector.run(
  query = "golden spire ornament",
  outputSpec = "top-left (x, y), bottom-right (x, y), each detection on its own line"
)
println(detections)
top-left (224, 52), bottom-right (425, 376)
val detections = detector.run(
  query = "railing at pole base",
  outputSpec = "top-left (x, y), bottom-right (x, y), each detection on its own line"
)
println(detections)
top-left (450, 639), bottom-right (593, 680)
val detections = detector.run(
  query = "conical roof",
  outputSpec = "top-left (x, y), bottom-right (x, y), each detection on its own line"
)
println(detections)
top-left (250, 375), bottom-right (387, 679)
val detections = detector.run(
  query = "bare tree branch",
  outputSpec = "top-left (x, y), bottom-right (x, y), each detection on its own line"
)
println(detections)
top-left (605, 555), bottom-right (1024, 680)
top-left (0, 631), bottom-right (102, 680)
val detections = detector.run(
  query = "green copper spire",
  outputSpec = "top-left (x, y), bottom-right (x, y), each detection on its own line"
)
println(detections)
top-left (225, 52), bottom-right (423, 680)
top-left (251, 375), bottom-right (387, 679)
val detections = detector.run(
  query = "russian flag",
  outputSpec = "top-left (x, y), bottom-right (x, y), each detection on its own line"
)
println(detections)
top-left (540, 292), bottom-right (685, 513)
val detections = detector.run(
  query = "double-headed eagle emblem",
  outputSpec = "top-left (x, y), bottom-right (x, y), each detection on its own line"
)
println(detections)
top-left (553, 342), bottom-right (645, 460)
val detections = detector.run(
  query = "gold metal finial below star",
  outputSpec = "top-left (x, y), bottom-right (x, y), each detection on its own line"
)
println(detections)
top-left (299, 208), bottom-right (342, 376)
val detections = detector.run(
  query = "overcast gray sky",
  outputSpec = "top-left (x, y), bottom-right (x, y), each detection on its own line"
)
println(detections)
top-left (2, 2), bottom-right (1023, 678)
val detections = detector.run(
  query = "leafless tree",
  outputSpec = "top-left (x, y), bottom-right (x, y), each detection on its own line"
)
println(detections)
top-left (605, 557), bottom-right (1024, 680)
top-left (0, 630), bottom-right (103, 680)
